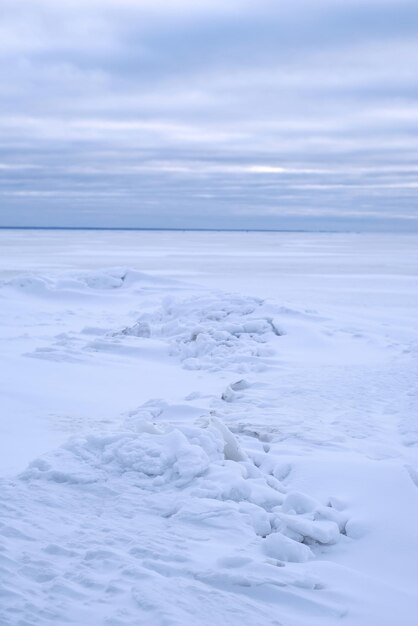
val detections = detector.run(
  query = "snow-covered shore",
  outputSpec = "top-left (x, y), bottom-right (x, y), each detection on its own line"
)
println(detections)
top-left (1, 231), bottom-right (417, 625)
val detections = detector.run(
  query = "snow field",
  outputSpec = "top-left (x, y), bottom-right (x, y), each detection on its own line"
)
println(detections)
top-left (1, 233), bottom-right (418, 626)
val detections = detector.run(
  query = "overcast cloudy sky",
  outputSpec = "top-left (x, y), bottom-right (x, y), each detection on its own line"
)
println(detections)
top-left (0, 0), bottom-right (417, 230)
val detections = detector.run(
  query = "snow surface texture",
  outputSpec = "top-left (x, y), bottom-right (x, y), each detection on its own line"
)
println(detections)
top-left (2, 421), bottom-right (347, 625)
top-left (1, 232), bottom-right (418, 625)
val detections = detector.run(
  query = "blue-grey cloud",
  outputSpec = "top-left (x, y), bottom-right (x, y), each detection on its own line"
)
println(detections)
top-left (0, 0), bottom-right (417, 230)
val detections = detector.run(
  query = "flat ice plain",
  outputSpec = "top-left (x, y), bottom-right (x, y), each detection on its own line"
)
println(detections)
top-left (1, 230), bottom-right (417, 626)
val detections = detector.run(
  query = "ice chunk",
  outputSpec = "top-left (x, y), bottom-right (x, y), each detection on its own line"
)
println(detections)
top-left (263, 533), bottom-right (312, 562)
top-left (209, 417), bottom-right (247, 462)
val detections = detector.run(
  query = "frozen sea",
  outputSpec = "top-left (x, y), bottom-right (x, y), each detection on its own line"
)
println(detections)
top-left (0, 229), bottom-right (417, 625)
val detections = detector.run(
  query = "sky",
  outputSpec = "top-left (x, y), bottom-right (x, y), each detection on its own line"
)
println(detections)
top-left (0, 0), bottom-right (417, 230)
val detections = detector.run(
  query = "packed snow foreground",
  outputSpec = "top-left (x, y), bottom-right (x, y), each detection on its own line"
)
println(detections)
top-left (1, 267), bottom-right (418, 625)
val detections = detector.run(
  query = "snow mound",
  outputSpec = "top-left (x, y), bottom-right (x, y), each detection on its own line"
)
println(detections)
top-left (0, 419), bottom-right (349, 625)
top-left (3, 267), bottom-right (174, 296)
top-left (80, 268), bottom-right (176, 290)
top-left (0, 261), bottom-right (360, 624)
top-left (4, 274), bottom-right (55, 295)
top-left (116, 293), bottom-right (283, 372)
top-left (21, 419), bottom-right (345, 550)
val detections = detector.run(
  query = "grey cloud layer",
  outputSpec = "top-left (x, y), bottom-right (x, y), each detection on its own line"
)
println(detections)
top-left (0, 0), bottom-right (417, 229)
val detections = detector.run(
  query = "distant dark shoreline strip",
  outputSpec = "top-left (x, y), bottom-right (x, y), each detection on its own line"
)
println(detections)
top-left (0, 226), bottom-right (359, 233)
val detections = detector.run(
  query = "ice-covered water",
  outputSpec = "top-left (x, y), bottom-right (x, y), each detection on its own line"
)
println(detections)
top-left (0, 230), bottom-right (417, 625)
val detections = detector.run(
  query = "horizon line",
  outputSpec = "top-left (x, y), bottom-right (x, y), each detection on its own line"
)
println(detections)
top-left (0, 226), bottom-right (370, 234)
